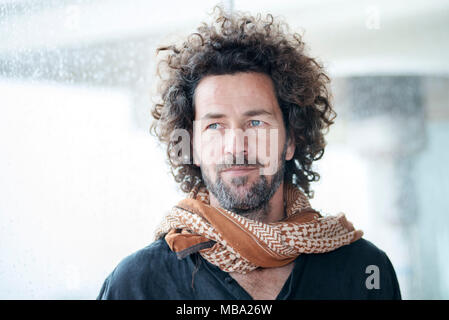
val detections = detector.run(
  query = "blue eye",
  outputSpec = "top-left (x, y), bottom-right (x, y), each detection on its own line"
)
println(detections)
top-left (249, 120), bottom-right (262, 127)
top-left (206, 123), bottom-right (221, 130)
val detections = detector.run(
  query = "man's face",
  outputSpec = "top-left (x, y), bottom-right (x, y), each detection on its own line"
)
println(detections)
top-left (192, 72), bottom-right (295, 214)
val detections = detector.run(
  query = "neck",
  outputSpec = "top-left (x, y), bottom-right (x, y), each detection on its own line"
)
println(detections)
top-left (209, 181), bottom-right (286, 223)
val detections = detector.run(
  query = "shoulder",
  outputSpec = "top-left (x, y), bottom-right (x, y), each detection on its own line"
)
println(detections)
top-left (321, 237), bottom-right (399, 278)
top-left (115, 239), bottom-right (176, 275)
top-left (114, 239), bottom-right (176, 277)
top-left (299, 238), bottom-right (402, 299)
top-left (304, 237), bottom-right (396, 273)
top-left (97, 239), bottom-right (192, 300)
top-left (344, 238), bottom-right (401, 298)
top-left (332, 237), bottom-right (390, 263)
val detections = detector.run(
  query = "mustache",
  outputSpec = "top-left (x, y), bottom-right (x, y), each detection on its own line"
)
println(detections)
top-left (216, 154), bottom-right (263, 172)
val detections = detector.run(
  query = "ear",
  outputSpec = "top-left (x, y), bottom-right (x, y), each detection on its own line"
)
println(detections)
top-left (285, 130), bottom-right (295, 161)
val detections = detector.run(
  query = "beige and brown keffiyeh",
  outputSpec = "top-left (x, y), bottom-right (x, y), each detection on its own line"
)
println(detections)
top-left (154, 183), bottom-right (363, 274)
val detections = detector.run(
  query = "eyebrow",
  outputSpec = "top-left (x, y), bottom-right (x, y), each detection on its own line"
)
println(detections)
top-left (242, 109), bottom-right (273, 117)
top-left (200, 112), bottom-right (226, 120)
top-left (200, 109), bottom-right (273, 120)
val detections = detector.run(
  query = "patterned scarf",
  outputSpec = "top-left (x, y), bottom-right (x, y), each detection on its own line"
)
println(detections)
top-left (154, 183), bottom-right (363, 274)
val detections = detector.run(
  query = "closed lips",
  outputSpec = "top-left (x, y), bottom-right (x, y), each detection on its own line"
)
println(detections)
top-left (221, 166), bottom-right (258, 172)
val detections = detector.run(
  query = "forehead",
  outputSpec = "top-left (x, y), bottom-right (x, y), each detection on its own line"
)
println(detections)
top-left (193, 72), bottom-right (280, 118)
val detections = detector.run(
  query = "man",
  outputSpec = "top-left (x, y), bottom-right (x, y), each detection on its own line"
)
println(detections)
top-left (97, 6), bottom-right (401, 300)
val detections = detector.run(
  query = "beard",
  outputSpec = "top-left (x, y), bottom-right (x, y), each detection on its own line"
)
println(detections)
top-left (200, 144), bottom-right (287, 219)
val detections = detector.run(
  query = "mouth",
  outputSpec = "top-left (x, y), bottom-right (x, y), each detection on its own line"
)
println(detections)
top-left (220, 166), bottom-right (259, 176)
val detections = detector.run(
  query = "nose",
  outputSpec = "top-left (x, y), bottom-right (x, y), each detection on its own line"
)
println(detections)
top-left (223, 128), bottom-right (247, 163)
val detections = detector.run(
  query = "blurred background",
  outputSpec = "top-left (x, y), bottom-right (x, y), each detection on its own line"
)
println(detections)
top-left (0, 0), bottom-right (448, 299)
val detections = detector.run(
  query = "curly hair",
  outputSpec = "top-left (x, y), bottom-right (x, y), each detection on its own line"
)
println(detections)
top-left (150, 5), bottom-right (336, 198)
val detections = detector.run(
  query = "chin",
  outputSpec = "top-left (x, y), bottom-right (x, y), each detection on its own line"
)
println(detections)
top-left (226, 176), bottom-right (258, 189)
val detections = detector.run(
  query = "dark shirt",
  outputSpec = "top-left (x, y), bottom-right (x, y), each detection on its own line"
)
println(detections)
top-left (97, 238), bottom-right (401, 300)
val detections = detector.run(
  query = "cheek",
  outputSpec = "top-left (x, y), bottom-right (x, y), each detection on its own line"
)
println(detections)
top-left (193, 131), bottom-right (224, 166)
top-left (256, 128), bottom-right (287, 176)
top-left (254, 128), bottom-right (283, 163)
